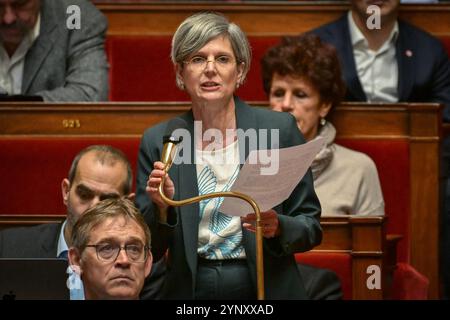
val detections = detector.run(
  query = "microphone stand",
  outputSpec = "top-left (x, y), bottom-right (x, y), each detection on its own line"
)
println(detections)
top-left (158, 138), bottom-right (265, 300)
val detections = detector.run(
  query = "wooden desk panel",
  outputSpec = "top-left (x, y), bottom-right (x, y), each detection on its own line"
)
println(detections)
top-left (95, 2), bottom-right (450, 37)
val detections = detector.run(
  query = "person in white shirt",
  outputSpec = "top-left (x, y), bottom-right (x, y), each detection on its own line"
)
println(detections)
top-left (311, 0), bottom-right (450, 298)
top-left (310, 0), bottom-right (450, 121)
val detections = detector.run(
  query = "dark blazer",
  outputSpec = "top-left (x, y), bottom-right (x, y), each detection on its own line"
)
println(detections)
top-left (311, 14), bottom-right (450, 122)
top-left (0, 223), bottom-right (61, 258)
top-left (135, 96), bottom-right (322, 299)
top-left (23, 0), bottom-right (109, 101)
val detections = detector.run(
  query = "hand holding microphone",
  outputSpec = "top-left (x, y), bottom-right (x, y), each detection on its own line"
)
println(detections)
top-left (145, 118), bottom-right (186, 211)
top-left (146, 161), bottom-right (175, 211)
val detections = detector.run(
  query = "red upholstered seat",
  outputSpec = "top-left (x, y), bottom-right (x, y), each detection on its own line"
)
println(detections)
top-left (441, 36), bottom-right (450, 58)
top-left (107, 35), bottom-right (450, 102)
top-left (335, 139), bottom-right (428, 299)
top-left (391, 262), bottom-right (429, 299)
top-left (296, 252), bottom-right (352, 300)
top-left (0, 137), bottom-right (140, 215)
top-left (107, 36), bottom-right (280, 102)
top-left (336, 139), bottom-right (411, 263)
top-left (106, 36), bottom-right (189, 102)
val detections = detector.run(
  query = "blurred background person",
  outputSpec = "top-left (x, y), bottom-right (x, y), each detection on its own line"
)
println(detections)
top-left (310, 0), bottom-right (450, 296)
top-left (261, 34), bottom-right (385, 216)
top-left (0, 0), bottom-right (108, 101)
top-left (310, 0), bottom-right (450, 117)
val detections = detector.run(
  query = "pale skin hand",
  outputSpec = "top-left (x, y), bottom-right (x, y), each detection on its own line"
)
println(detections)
top-left (146, 161), bottom-right (175, 210)
top-left (147, 162), bottom-right (281, 238)
top-left (241, 209), bottom-right (281, 239)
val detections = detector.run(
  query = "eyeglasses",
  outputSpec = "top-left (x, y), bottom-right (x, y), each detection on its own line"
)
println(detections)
top-left (183, 55), bottom-right (236, 71)
top-left (85, 242), bottom-right (150, 263)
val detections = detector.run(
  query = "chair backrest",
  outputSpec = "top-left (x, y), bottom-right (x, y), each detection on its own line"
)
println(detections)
top-left (335, 139), bottom-right (411, 263)
top-left (106, 35), bottom-right (280, 102)
top-left (0, 137), bottom-right (141, 215)
top-left (106, 34), bottom-right (450, 102)
top-left (296, 252), bottom-right (353, 300)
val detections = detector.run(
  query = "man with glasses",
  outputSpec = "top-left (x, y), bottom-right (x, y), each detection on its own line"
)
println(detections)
top-left (0, 145), bottom-right (165, 299)
top-left (68, 198), bottom-right (152, 300)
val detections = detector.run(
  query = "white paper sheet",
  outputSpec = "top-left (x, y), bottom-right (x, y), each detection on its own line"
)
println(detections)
top-left (218, 137), bottom-right (324, 216)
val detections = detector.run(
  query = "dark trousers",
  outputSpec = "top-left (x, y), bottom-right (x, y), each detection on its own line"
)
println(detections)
top-left (298, 263), bottom-right (343, 300)
top-left (194, 258), bottom-right (255, 300)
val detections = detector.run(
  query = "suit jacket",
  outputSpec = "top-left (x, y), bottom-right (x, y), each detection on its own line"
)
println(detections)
top-left (23, 0), bottom-right (109, 101)
top-left (0, 223), bottom-right (61, 258)
top-left (311, 14), bottom-right (450, 122)
top-left (135, 96), bottom-right (323, 299)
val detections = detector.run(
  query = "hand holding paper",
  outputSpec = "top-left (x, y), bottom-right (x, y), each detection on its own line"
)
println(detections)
top-left (219, 137), bottom-right (324, 216)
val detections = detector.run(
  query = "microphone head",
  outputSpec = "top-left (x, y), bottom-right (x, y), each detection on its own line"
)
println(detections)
top-left (163, 118), bottom-right (187, 144)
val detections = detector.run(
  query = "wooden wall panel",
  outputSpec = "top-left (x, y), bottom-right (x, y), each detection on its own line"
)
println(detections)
top-left (95, 2), bottom-right (450, 37)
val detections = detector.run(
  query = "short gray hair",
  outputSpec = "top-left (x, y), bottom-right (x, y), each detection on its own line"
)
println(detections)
top-left (171, 11), bottom-right (251, 89)
top-left (71, 198), bottom-right (151, 250)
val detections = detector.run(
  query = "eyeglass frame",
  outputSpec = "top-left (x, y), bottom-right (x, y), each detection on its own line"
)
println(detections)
top-left (182, 54), bottom-right (241, 71)
top-left (84, 242), bottom-right (151, 263)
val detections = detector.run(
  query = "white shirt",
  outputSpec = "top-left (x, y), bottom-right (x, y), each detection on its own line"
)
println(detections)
top-left (0, 14), bottom-right (41, 95)
top-left (196, 140), bottom-right (246, 260)
top-left (348, 11), bottom-right (399, 103)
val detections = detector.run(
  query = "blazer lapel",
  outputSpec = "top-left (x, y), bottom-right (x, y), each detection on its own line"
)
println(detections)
top-left (176, 111), bottom-right (201, 277)
top-left (235, 96), bottom-right (258, 166)
top-left (234, 97), bottom-right (258, 265)
top-left (396, 22), bottom-right (415, 101)
top-left (22, 1), bottom-right (57, 94)
top-left (338, 16), bottom-right (367, 101)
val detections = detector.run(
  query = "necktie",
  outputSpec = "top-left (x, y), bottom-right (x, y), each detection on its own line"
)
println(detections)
top-left (58, 250), bottom-right (68, 260)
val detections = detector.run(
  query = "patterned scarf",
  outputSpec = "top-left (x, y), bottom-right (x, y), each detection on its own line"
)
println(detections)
top-left (311, 122), bottom-right (336, 180)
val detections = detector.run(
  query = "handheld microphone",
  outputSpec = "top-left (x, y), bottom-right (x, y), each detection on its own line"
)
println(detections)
top-left (161, 118), bottom-right (187, 173)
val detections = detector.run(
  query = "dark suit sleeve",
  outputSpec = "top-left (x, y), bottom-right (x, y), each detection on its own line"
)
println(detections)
top-left (297, 263), bottom-right (343, 300)
top-left (430, 44), bottom-right (450, 123)
top-left (135, 126), bottom-right (175, 262)
top-left (264, 114), bottom-right (322, 256)
top-left (36, 0), bottom-right (109, 101)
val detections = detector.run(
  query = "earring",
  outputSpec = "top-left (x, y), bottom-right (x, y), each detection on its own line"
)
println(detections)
top-left (320, 118), bottom-right (326, 126)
